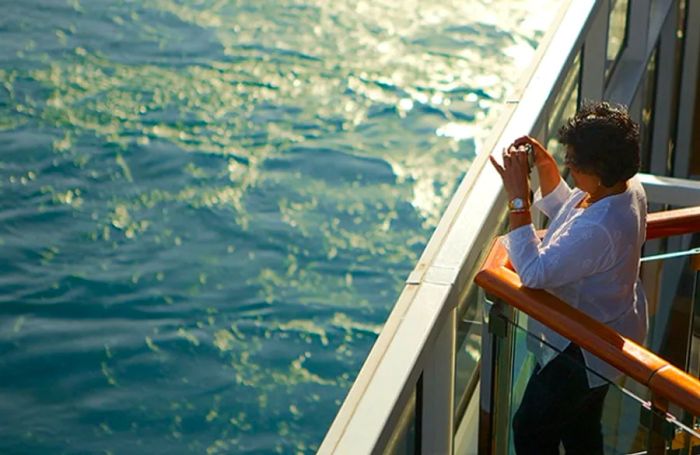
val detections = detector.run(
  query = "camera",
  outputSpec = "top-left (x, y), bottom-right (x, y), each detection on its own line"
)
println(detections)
top-left (517, 143), bottom-right (534, 171)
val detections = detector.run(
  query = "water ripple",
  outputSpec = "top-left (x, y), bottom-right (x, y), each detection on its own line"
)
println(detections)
top-left (0, 0), bottom-right (559, 453)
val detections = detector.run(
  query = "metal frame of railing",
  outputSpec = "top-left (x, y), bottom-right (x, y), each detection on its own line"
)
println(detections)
top-left (319, 0), bottom-right (700, 453)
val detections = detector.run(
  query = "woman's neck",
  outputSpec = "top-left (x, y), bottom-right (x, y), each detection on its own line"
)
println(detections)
top-left (576, 180), bottom-right (628, 208)
top-left (586, 180), bottom-right (628, 205)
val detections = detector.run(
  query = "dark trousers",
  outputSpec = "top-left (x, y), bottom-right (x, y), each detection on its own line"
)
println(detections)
top-left (512, 343), bottom-right (609, 454)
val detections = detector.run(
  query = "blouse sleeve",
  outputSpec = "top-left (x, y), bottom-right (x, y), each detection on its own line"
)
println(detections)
top-left (501, 218), bottom-right (615, 289)
top-left (532, 178), bottom-right (572, 219)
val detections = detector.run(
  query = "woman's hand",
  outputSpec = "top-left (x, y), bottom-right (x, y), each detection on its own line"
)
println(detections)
top-left (512, 135), bottom-right (562, 198)
top-left (489, 145), bottom-right (531, 201)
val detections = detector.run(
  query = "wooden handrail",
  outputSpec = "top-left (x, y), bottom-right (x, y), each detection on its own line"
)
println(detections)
top-left (647, 206), bottom-right (700, 240)
top-left (474, 206), bottom-right (700, 416)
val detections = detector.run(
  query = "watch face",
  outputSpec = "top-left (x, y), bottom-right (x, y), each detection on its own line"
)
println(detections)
top-left (510, 198), bottom-right (525, 210)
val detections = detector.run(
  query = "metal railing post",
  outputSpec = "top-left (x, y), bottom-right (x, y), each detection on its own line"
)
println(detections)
top-left (479, 294), bottom-right (496, 455)
top-left (648, 395), bottom-right (672, 454)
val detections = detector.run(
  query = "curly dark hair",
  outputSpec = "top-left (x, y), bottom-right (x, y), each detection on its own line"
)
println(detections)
top-left (558, 101), bottom-right (640, 187)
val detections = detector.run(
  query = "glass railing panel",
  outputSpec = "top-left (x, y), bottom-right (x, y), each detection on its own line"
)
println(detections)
top-left (454, 246), bottom-right (501, 431)
top-left (384, 375), bottom-right (420, 455)
top-left (454, 286), bottom-right (483, 423)
top-left (606, 0), bottom-right (630, 80)
top-left (489, 308), bottom-right (700, 454)
top-left (641, 245), bottom-right (700, 455)
top-left (505, 315), bottom-right (648, 454)
top-left (686, 251), bottom-right (700, 380)
top-left (640, 247), bottom-right (700, 371)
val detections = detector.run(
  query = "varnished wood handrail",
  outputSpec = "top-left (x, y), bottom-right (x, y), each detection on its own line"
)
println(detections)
top-left (647, 206), bottom-right (700, 240)
top-left (474, 205), bottom-right (700, 416)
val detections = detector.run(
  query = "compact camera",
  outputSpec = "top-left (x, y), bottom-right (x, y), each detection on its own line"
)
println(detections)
top-left (517, 143), bottom-right (535, 171)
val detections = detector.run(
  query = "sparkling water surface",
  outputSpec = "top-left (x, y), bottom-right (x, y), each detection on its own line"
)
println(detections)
top-left (0, 1), bottom-right (556, 453)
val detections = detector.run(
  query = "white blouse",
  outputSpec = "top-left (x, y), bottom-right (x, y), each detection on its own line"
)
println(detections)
top-left (502, 177), bottom-right (648, 387)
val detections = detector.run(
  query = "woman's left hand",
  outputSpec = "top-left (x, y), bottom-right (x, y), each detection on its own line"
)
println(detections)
top-left (489, 145), bottom-right (531, 201)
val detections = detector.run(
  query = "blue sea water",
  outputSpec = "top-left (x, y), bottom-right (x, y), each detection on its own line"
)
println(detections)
top-left (0, 1), bottom-right (555, 453)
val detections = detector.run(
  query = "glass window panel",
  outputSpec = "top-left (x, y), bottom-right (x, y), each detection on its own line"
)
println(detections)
top-left (545, 51), bottom-right (581, 164)
top-left (640, 46), bottom-right (658, 173)
top-left (606, 0), bottom-right (630, 79)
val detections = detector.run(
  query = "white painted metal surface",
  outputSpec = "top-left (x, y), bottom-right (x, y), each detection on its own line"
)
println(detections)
top-left (638, 173), bottom-right (700, 205)
top-left (420, 310), bottom-right (456, 455)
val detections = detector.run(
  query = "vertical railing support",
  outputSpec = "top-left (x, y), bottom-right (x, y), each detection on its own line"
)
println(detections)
top-left (421, 309), bottom-right (456, 455)
top-left (479, 294), bottom-right (497, 455)
top-left (647, 395), bottom-right (672, 454)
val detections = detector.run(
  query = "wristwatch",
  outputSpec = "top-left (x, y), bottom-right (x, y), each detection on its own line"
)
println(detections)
top-left (508, 197), bottom-right (528, 212)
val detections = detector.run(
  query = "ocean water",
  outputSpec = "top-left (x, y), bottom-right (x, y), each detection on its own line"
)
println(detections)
top-left (0, 1), bottom-right (556, 453)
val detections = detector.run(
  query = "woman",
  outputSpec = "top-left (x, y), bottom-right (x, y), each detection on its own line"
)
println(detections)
top-left (489, 101), bottom-right (648, 454)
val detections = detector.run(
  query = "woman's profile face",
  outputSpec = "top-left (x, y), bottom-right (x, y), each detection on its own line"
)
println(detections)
top-left (569, 167), bottom-right (600, 193)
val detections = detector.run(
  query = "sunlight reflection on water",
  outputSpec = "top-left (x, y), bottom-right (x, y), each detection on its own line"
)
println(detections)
top-left (0, 0), bottom-right (557, 452)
